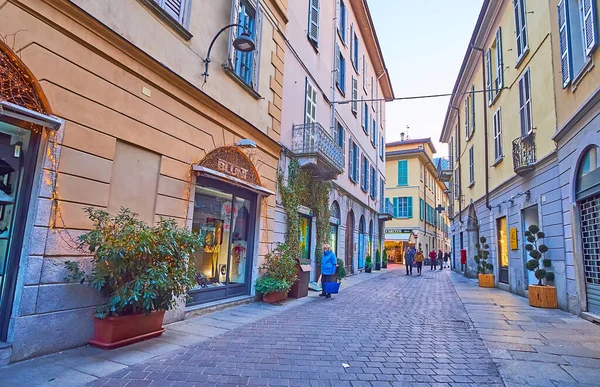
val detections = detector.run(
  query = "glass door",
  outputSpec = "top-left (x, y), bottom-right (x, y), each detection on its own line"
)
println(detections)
top-left (497, 217), bottom-right (509, 284)
top-left (299, 215), bottom-right (312, 263)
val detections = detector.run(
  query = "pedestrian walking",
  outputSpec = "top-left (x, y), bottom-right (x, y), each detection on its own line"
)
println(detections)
top-left (443, 251), bottom-right (450, 268)
top-left (319, 244), bottom-right (338, 298)
top-left (429, 250), bottom-right (437, 270)
top-left (415, 249), bottom-right (424, 275)
top-left (405, 247), bottom-right (415, 275)
top-left (438, 249), bottom-right (443, 270)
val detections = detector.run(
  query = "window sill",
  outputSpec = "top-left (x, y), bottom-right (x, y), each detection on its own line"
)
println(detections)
top-left (307, 36), bottom-right (319, 53)
top-left (337, 29), bottom-right (347, 47)
top-left (468, 181), bottom-right (475, 189)
top-left (571, 57), bottom-right (595, 92)
top-left (466, 131), bottom-right (474, 142)
top-left (492, 156), bottom-right (504, 167)
top-left (352, 62), bottom-right (359, 74)
top-left (138, 0), bottom-right (192, 41)
top-left (488, 90), bottom-right (501, 106)
top-left (336, 83), bottom-right (346, 97)
top-left (351, 109), bottom-right (357, 117)
top-left (515, 47), bottom-right (530, 69)
top-left (224, 67), bottom-right (262, 100)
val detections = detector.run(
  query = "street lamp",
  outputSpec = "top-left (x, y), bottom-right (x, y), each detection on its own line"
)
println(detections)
top-left (202, 24), bottom-right (256, 82)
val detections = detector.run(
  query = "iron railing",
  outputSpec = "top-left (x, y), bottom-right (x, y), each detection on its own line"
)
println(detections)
top-left (380, 199), bottom-right (394, 216)
top-left (292, 122), bottom-right (344, 173)
top-left (512, 132), bottom-right (536, 173)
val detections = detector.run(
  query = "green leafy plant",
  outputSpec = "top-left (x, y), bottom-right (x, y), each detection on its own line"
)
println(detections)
top-left (474, 236), bottom-right (493, 274)
top-left (524, 225), bottom-right (553, 286)
top-left (255, 243), bottom-right (298, 295)
top-left (365, 255), bottom-right (373, 271)
top-left (382, 249), bottom-right (388, 264)
top-left (336, 258), bottom-right (346, 282)
top-left (375, 249), bottom-right (381, 265)
top-left (64, 208), bottom-right (202, 318)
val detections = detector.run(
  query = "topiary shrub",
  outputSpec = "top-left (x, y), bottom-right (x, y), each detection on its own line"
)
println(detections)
top-left (474, 236), bottom-right (493, 274)
top-left (336, 258), bottom-right (346, 282)
top-left (382, 249), bottom-right (388, 264)
top-left (375, 249), bottom-right (381, 265)
top-left (524, 225), bottom-right (553, 286)
top-left (365, 255), bottom-right (373, 271)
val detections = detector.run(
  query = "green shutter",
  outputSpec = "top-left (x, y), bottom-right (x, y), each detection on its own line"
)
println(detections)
top-left (393, 197), bottom-right (399, 218)
top-left (407, 197), bottom-right (413, 218)
top-left (397, 160), bottom-right (408, 186)
top-left (419, 199), bottom-right (424, 220)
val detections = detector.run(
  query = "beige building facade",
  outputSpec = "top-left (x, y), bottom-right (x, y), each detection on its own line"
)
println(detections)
top-left (384, 138), bottom-right (450, 262)
top-left (0, 0), bottom-right (287, 363)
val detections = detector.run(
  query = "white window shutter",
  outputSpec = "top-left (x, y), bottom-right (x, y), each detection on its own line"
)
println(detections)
top-left (485, 48), bottom-right (492, 104)
top-left (496, 28), bottom-right (504, 88)
top-left (558, 0), bottom-right (571, 87)
top-left (350, 24), bottom-right (354, 61)
top-left (464, 96), bottom-right (469, 138)
top-left (251, 9), bottom-right (263, 91)
top-left (583, 0), bottom-right (597, 55)
top-left (348, 141), bottom-right (353, 178)
top-left (309, 0), bottom-right (320, 44)
top-left (160, 0), bottom-right (188, 24)
top-left (361, 97), bottom-right (365, 128)
top-left (227, 0), bottom-right (242, 69)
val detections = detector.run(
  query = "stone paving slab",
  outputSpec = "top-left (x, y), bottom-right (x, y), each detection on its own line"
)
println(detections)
top-left (449, 270), bottom-right (600, 387)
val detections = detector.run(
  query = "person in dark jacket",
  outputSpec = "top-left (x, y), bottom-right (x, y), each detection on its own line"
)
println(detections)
top-left (429, 250), bottom-right (437, 270)
top-left (320, 244), bottom-right (338, 298)
top-left (438, 249), bottom-right (443, 270)
top-left (443, 251), bottom-right (450, 268)
top-left (405, 247), bottom-right (415, 275)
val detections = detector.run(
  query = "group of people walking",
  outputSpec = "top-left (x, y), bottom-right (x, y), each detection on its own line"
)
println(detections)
top-left (404, 247), bottom-right (450, 276)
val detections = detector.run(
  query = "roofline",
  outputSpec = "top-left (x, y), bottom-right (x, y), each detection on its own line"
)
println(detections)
top-left (350, 0), bottom-right (395, 101)
top-left (439, 0), bottom-right (490, 143)
top-left (386, 137), bottom-right (437, 153)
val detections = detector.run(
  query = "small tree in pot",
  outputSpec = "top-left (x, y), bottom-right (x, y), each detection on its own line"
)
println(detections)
top-left (365, 255), bottom-right (373, 273)
top-left (382, 249), bottom-right (388, 268)
top-left (64, 208), bottom-right (202, 349)
top-left (255, 244), bottom-right (297, 303)
top-left (375, 249), bottom-right (382, 270)
top-left (474, 236), bottom-right (494, 288)
top-left (524, 225), bottom-right (557, 308)
top-left (336, 258), bottom-right (347, 282)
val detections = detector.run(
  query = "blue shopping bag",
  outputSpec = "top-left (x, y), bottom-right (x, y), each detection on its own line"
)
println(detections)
top-left (323, 281), bottom-right (340, 294)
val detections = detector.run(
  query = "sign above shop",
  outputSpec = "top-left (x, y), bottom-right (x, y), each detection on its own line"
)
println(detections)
top-left (197, 146), bottom-right (261, 186)
top-left (217, 158), bottom-right (248, 181)
top-left (510, 228), bottom-right (518, 250)
top-left (385, 228), bottom-right (413, 234)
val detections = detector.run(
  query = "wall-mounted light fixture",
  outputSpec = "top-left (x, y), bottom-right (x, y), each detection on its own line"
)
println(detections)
top-left (202, 24), bottom-right (256, 83)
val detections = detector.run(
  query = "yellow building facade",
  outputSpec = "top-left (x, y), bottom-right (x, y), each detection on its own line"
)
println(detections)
top-left (384, 138), bottom-right (450, 263)
top-left (440, 1), bottom-right (568, 307)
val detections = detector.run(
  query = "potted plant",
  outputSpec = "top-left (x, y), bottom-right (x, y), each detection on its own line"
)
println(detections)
top-left (64, 208), bottom-right (201, 349)
top-left (524, 225), bottom-right (557, 308)
top-left (336, 258), bottom-right (346, 282)
top-left (382, 249), bottom-right (388, 269)
top-left (375, 249), bottom-right (381, 270)
top-left (365, 255), bottom-right (373, 273)
top-left (474, 236), bottom-right (494, 288)
top-left (256, 244), bottom-right (297, 303)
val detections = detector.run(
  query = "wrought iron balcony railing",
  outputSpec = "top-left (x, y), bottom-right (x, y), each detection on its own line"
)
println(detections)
top-left (378, 199), bottom-right (394, 220)
top-left (512, 132), bottom-right (536, 175)
top-left (292, 122), bottom-right (344, 177)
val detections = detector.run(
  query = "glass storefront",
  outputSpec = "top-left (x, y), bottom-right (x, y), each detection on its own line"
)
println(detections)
top-left (300, 215), bottom-right (311, 262)
top-left (497, 216), bottom-right (509, 284)
top-left (187, 178), bottom-right (255, 305)
top-left (330, 224), bottom-right (338, 256)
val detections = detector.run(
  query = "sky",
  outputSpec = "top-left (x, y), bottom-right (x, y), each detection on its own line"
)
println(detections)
top-left (369, 0), bottom-right (484, 157)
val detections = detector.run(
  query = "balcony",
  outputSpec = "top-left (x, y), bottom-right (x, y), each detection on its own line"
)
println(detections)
top-left (292, 122), bottom-right (344, 179)
top-left (512, 132), bottom-right (536, 176)
top-left (378, 200), bottom-right (394, 221)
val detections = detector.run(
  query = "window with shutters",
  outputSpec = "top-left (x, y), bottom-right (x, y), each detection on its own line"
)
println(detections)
top-left (145, 0), bottom-right (191, 38)
top-left (518, 68), bottom-right (533, 137)
top-left (380, 178), bottom-right (384, 206)
top-left (397, 160), bottom-right (408, 186)
top-left (453, 169), bottom-right (459, 202)
top-left (338, 0), bottom-right (347, 44)
top-left (469, 146), bottom-right (475, 186)
top-left (351, 77), bottom-right (358, 115)
top-left (308, 0), bottom-right (320, 47)
top-left (370, 166), bottom-right (376, 198)
top-left (449, 138), bottom-right (454, 167)
top-left (419, 198), bottom-right (424, 220)
top-left (351, 28), bottom-right (359, 71)
top-left (348, 141), bottom-right (359, 183)
top-left (228, 0), bottom-right (262, 91)
top-left (486, 28), bottom-right (504, 105)
top-left (464, 94), bottom-right (470, 140)
top-left (362, 100), bottom-right (369, 135)
top-left (514, 0), bottom-right (529, 63)
top-left (380, 135), bottom-right (384, 161)
top-left (305, 79), bottom-right (317, 124)
top-left (361, 155), bottom-right (368, 192)
top-left (336, 121), bottom-right (345, 152)
top-left (362, 55), bottom-right (368, 92)
top-left (558, 0), bottom-right (598, 88)
top-left (470, 85), bottom-right (475, 137)
top-left (395, 197), bottom-right (413, 218)
top-left (493, 108), bottom-right (503, 162)
top-left (420, 164), bottom-right (423, 181)
top-left (371, 119), bottom-right (376, 147)
top-left (335, 45), bottom-right (346, 95)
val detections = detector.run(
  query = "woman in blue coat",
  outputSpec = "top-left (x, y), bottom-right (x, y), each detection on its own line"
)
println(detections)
top-left (320, 244), bottom-right (338, 298)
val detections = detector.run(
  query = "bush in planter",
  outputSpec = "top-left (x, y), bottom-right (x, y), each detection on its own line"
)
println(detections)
top-left (64, 208), bottom-right (201, 319)
top-left (336, 258), bottom-right (346, 282)
top-left (256, 244), bottom-right (297, 295)
top-left (255, 276), bottom-right (290, 295)
top-left (524, 225), bottom-right (554, 286)
top-left (375, 249), bottom-right (382, 270)
top-left (382, 249), bottom-right (388, 268)
top-left (365, 255), bottom-right (373, 272)
top-left (474, 236), bottom-right (493, 275)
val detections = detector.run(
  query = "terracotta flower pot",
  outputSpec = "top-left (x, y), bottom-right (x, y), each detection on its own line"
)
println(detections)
top-left (263, 290), bottom-right (288, 304)
top-left (89, 310), bottom-right (165, 350)
top-left (478, 274), bottom-right (495, 288)
top-left (529, 285), bottom-right (558, 308)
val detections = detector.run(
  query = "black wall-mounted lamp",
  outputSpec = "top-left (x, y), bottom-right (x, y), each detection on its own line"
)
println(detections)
top-left (202, 24), bottom-right (256, 82)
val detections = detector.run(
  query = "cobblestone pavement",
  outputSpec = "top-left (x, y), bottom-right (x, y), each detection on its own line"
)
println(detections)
top-left (92, 268), bottom-right (502, 387)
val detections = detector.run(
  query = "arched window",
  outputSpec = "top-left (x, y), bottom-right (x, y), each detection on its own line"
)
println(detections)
top-left (330, 201), bottom-right (340, 220)
top-left (576, 146), bottom-right (599, 200)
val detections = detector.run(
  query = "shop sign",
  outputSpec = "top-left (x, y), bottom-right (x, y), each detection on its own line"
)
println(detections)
top-left (510, 228), bottom-right (518, 250)
top-left (198, 146), bottom-right (261, 186)
top-left (217, 158), bottom-right (248, 180)
top-left (385, 228), bottom-right (412, 234)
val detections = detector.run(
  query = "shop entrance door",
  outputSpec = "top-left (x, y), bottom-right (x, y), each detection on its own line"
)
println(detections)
top-left (497, 217), bottom-right (509, 284)
top-left (345, 210), bottom-right (354, 274)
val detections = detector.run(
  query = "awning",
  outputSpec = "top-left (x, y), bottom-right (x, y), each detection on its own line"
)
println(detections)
top-left (193, 165), bottom-right (274, 196)
top-left (385, 233), bottom-right (412, 242)
top-left (0, 101), bottom-right (62, 130)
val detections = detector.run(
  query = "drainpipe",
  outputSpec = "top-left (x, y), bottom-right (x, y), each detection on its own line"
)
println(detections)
top-left (423, 158), bottom-right (432, 251)
top-left (450, 106), bottom-right (462, 226)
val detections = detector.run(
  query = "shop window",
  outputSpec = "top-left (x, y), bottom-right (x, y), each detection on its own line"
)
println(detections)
top-left (229, 0), bottom-right (262, 91)
top-left (300, 215), bottom-right (312, 262)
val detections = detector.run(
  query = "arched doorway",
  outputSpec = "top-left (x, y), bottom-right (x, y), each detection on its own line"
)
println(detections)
top-left (575, 146), bottom-right (600, 315)
top-left (0, 40), bottom-right (58, 340)
top-left (345, 209), bottom-right (354, 274)
top-left (330, 201), bottom-right (340, 257)
top-left (358, 215), bottom-right (366, 269)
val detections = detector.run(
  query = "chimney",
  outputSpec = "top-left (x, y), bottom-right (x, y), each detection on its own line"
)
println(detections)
top-left (400, 132), bottom-right (405, 141)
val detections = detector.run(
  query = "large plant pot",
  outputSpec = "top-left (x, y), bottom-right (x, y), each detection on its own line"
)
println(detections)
top-left (89, 310), bottom-right (165, 350)
top-left (478, 274), bottom-right (495, 288)
top-left (288, 264), bottom-right (312, 299)
top-left (375, 263), bottom-right (381, 271)
top-left (382, 262), bottom-right (388, 269)
top-left (365, 267), bottom-right (372, 273)
top-left (529, 285), bottom-right (557, 308)
top-left (263, 290), bottom-right (288, 304)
